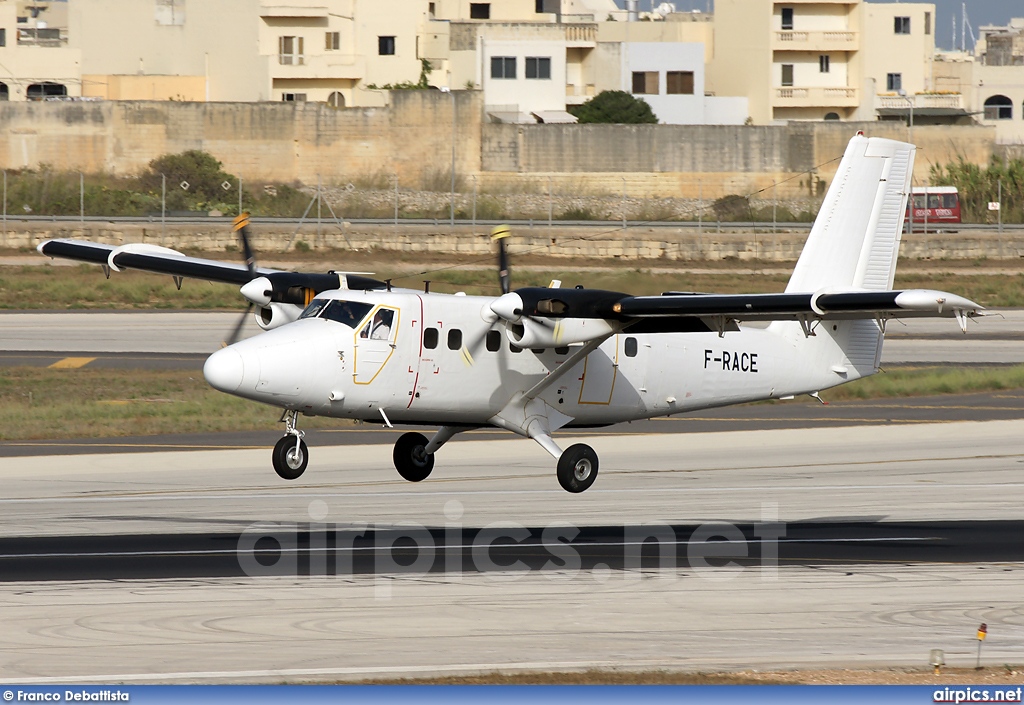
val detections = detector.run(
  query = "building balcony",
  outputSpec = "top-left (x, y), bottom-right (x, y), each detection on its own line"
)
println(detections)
top-left (564, 24), bottom-right (597, 47)
top-left (774, 86), bottom-right (858, 107)
top-left (270, 54), bottom-right (365, 80)
top-left (773, 30), bottom-right (858, 52)
top-left (565, 83), bottom-right (596, 105)
top-left (260, 1), bottom-right (333, 19)
top-left (876, 93), bottom-right (963, 111)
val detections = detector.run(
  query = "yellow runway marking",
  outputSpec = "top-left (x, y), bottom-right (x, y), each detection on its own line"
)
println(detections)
top-left (48, 357), bottom-right (96, 369)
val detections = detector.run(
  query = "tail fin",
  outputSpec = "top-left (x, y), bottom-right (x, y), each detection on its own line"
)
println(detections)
top-left (786, 134), bottom-right (914, 293)
top-left (777, 134), bottom-right (915, 381)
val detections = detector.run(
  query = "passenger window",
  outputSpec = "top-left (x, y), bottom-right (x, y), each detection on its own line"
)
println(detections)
top-left (486, 330), bottom-right (501, 352)
top-left (555, 346), bottom-right (569, 355)
top-left (510, 343), bottom-right (522, 353)
top-left (424, 328), bottom-right (439, 349)
top-left (447, 328), bottom-right (463, 350)
top-left (624, 337), bottom-right (638, 357)
top-left (531, 348), bottom-right (544, 354)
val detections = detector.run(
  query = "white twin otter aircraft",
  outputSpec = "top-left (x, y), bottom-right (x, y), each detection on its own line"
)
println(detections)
top-left (40, 134), bottom-right (983, 493)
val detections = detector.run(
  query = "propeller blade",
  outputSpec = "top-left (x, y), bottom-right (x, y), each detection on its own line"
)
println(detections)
top-left (491, 224), bottom-right (512, 295)
top-left (460, 326), bottom-right (497, 367)
top-left (233, 212), bottom-right (257, 279)
top-left (223, 303), bottom-right (255, 347)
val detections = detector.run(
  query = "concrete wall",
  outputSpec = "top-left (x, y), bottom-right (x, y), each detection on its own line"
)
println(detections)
top-left (480, 121), bottom-right (996, 197)
top-left (8, 221), bottom-right (1023, 262)
top-left (0, 91), bottom-right (483, 185)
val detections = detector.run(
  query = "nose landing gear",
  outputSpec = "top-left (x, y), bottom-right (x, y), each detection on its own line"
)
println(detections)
top-left (272, 410), bottom-right (308, 480)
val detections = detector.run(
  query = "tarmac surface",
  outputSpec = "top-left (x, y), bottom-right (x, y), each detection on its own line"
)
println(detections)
top-left (2, 421), bottom-right (1024, 681)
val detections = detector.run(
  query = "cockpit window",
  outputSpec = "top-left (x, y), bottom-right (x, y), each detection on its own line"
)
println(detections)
top-left (299, 298), bottom-right (329, 319)
top-left (321, 300), bottom-right (373, 328)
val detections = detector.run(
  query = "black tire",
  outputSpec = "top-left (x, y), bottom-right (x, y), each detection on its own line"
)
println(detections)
top-left (272, 436), bottom-right (309, 480)
top-left (393, 432), bottom-right (434, 482)
top-left (557, 443), bottom-right (599, 493)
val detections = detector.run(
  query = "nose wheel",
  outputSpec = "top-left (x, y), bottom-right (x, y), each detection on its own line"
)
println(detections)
top-left (393, 431), bottom-right (434, 482)
top-left (272, 410), bottom-right (308, 480)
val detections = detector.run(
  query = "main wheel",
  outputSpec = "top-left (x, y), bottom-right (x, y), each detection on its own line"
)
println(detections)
top-left (557, 443), bottom-right (599, 493)
top-left (272, 436), bottom-right (309, 480)
top-left (393, 432), bottom-right (434, 482)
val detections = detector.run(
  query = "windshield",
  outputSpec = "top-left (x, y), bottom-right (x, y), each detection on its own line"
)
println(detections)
top-left (299, 298), bottom-right (329, 319)
top-left (321, 300), bottom-right (373, 328)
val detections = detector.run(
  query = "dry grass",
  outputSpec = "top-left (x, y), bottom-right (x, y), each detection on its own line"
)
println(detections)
top-left (344, 666), bottom-right (1024, 685)
top-left (3, 364), bottom-right (1024, 441)
top-left (0, 367), bottom-right (342, 441)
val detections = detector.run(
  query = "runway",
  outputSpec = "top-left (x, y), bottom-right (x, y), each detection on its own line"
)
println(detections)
top-left (0, 310), bottom-right (1022, 365)
top-left (2, 421), bottom-right (1024, 681)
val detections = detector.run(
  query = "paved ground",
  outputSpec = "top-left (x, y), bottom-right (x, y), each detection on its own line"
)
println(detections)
top-left (1, 421), bottom-right (1024, 682)
top-left (0, 310), bottom-right (1020, 364)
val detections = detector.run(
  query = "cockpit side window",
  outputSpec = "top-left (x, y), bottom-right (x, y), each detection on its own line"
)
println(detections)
top-left (320, 300), bottom-right (373, 328)
top-left (299, 298), bottom-right (329, 319)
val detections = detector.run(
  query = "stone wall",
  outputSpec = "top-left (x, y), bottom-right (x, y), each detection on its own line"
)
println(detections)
top-left (10, 221), bottom-right (1023, 262)
top-left (0, 91), bottom-right (483, 187)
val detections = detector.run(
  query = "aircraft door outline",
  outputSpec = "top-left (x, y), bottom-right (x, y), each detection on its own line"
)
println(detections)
top-left (353, 305), bottom-right (399, 385)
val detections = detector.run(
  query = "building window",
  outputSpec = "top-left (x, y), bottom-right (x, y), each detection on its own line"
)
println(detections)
top-left (327, 91), bottom-right (345, 108)
top-left (781, 7), bottom-right (793, 30)
top-left (325, 31), bottom-right (339, 51)
top-left (924, 12), bottom-right (931, 35)
top-left (886, 72), bottom-right (902, 91)
top-left (0, 83), bottom-right (8, 101)
top-left (0, 28), bottom-right (5, 47)
top-left (279, 36), bottom-right (304, 65)
top-left (470, 3), bottom-right (490, 19)
top-left (428, 2), bottom-right (435, 17)
top-left (781, 64), bottom-right (794, 87)
top-left (491, 56), bottom-right (516, 79)
top-left (525, 57), bottom-right (551, 80)
top-left (535, 0), bottom-right (545, 11)
top-left (632, 71), bottom-right (658, 94)
top-left (378, 36), bottom-right (395, 55)
top-left (824, 112), bottom-right (840, 121)
top-left (666, 71), bottom-right (694, 94)
top-left (281, 93), bottom-right (307, 102)
top-left (486, 330), bottom-right (501, 352)
top-left (26, 82), bottom-right (66, 100)
top-left (894, 16), bottom-right (910, 34)
top-left (423, 328), bottom-right (439, 349)
top-left (819, 55), bottom-right (831, 73)
top-left (983, 95), bottom-right (1013, 120)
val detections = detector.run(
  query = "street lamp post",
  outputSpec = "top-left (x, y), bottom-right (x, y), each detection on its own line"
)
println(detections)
top-left (897, 88), bottom-right (914, 144)
top-left (440, 87), bottom-right (456, 228)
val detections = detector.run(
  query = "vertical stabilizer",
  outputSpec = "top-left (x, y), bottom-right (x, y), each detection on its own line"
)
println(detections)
top-left (786, 135), bottom-right (914, 293)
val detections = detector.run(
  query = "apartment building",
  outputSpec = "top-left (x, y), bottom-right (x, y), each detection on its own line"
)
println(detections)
top-left (0, 0), bottom-right (80, 101)
top-left (709, 0), bottom-right (948, 125)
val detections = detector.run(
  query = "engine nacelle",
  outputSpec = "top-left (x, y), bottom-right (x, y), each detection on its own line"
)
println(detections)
top-left (255, 303), bottom-right (302, 331)
top-left (505, 317), bottom-right (616, 349)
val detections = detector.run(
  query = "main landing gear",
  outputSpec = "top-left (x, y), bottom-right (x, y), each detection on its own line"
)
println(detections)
top-left (272, 410), bottom-right (308, 480)
top-left (389, 425), bottom-right (599, 493)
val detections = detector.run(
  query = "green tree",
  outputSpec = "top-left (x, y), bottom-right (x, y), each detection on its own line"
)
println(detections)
top-left (570, 90), bottom-right (658, 124)
top-left (140, 150), bottom-right (235, 203)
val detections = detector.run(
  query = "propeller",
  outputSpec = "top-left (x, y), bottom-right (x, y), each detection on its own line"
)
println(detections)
top-left (223, 212), bottom-right (258, 347)
top-left (492, 224), bottom-right (512, 295)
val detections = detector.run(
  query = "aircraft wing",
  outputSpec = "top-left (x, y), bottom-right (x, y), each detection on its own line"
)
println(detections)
top-left (612, 289), bottom-right (984, 322)
top-left (37, 238), bottom-right (387, 302)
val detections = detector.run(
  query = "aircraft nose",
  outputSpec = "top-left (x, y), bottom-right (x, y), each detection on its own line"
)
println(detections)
top-left (204, 347), bottom-right (245, 393)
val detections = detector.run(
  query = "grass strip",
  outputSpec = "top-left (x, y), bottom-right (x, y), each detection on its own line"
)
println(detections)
top-left (1, 365), bottom-right (1022, 441)
top-left (3, 263), bottom-right (1024, 307)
